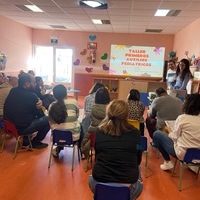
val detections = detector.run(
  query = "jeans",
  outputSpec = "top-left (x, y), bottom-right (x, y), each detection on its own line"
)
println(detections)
top-left (153, 130), bottom-right (177, 161)
top-left (20, 116), bottom-right (50, 144)
top-left (88, 175), bottom-right (143, 200)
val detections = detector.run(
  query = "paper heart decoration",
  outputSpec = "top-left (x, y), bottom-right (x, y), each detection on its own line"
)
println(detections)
top-left (73, 59), bottom-right (80, 65)
top-left (102, 64), bottom-right (109, 71)
top-left (89, 35), bottom-right (96, 41)
top-left (85, 67), bottom-right (93, 73)
top-left (101, 53), bottom-right (108, 60)
top-left (80, 49), bottom-right (87, 55)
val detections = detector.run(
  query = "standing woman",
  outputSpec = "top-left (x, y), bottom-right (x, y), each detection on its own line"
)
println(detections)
top-left (127, 89), bottom-right (145, 135)
top-left (89, 100), bottom-right (143, 200)
top-left (173, 58), bottom-right (193, 90)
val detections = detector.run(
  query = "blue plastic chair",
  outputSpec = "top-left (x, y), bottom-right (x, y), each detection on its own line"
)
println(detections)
top-left (94, 183), bottom-right (130, 200)
top-left (171, 148), bottom-right (200, 191)
top-left (48, 129), bottom-right (80, 171)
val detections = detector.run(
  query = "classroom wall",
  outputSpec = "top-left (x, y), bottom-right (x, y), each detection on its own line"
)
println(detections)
top-left (173, 17), bottom-right (200, 60)
top-left (32, 29), bottom-right (174, 76)
top-left (0, 15), bottom-right (32, 75)
top-left (1, 13), bottom-right (200, 83)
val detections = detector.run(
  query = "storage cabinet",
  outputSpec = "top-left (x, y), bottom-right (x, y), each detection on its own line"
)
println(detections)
top-left (93, 78), bottom-right (119, 100)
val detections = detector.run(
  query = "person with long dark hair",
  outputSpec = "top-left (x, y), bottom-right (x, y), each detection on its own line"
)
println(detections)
top-left (127, 89), bottom-right (145, 135)
top-left (81, 87), bottom-right (110, 158)
top-left (48, 84), bottom-right (80, 156)
top-left (153, 93), bottom-right (200, 170)
top-left (173, 58), bottom-right (193, 90)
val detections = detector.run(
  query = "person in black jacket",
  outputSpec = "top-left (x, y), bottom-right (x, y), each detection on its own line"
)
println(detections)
top-left (3, 73), bottom-right (50, 149)
top-left (89, 99), bottom-right (143, 200)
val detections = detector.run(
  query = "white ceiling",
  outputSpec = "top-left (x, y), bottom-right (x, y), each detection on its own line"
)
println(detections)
top-left (0, 0), bottom-right (200, 34)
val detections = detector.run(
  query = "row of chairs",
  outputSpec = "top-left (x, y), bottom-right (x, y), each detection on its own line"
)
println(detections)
top-left (1, 119), bottom-right (200, 191)
top-left (0, 119), bottom-right (80, 171)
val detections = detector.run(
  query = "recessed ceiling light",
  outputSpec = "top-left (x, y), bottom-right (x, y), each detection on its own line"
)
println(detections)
top-left (92, 19), bottom-right (102, 24)
top-left (81, 1), bottom-right (101, 8)
top-left (25, 5), bottom-right (43, 12)
top-left (79, 0), bottom-right (108, 9)
top-left (154, 9), bottom-right (170, 16)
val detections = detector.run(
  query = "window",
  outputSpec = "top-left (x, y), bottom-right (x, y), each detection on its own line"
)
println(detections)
top-left (34, 46), bottom-right (73, 84)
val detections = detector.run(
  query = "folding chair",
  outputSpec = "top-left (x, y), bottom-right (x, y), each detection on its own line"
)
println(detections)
top-left (94, 183), bottom-right (130, 200)
top-left (171, 148), bottom-right (200, 191)
top-left (85, 132), bottom-right (95, 171)
top-left (48, 129), bottom-right (81, 171)
top-left (1, 119), bottom-right (33, 158)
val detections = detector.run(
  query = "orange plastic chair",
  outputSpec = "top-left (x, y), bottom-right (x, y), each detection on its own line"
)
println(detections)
top-left (1, 120), bottom-right (33, 158)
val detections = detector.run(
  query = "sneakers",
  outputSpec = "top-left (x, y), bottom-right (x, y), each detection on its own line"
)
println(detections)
top-left (160, 161), bottom-right (174, 170)
top-left (32, 142), bottom-right (48, 149)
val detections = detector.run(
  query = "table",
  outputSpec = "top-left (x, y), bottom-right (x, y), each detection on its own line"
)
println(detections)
top-left (67, 89), bottom-right (80, 100)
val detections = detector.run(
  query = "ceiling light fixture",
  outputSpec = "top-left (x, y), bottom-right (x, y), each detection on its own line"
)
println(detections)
top-left (79, 0), bottom-right (108, 9)
top-left (154, 9), bottom-right (170, 16)
top-left (25, 5), bottom-right (43, 12)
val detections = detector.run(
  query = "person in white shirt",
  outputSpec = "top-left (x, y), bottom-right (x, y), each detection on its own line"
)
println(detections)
top-left (153, 93), bottom-right (200, 170)
top-left (166, 60), bottom-right (176, 89)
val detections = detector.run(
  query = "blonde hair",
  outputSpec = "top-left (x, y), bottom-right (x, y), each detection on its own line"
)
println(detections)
top-left (99, 99), bottom-right (134, 136)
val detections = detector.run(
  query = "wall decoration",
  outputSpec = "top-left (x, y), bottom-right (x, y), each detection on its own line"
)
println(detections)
top-left (168, 51), bottom-right (178, 62)
top-left (80, 49), bottom-right (87, 55)
top-left (102, 64), bottom-right (109, 71)
top-left (87, 42), bottom-right (97, 50)
top-left (73, 59), bottom-right (80, 65)
top-left (89, 35), bottom-right (96, 41)
top-left (87, 56), bottom-right (92, 63)
top-left (101, 53), bottom-right (108, 60)
top-left (85, 67), bottom-right (93, 73)
top-left (0, 51), bottom-right (7, 70)
top-left (89, 50), bottom-right (96, 63)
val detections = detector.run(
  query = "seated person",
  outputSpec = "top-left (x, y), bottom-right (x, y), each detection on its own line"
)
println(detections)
top-left (81, 87), bottom-right (110, 158)
top-left (146, 87), bottom-right (183, 145)
top-left (8, 76), bottom-right (18, 87)
top-left (34, 76), bottom-right (55, 109)
top-left (127, 89), bottom-right (145, 135)
top-left (89, 100), bottom-right (143, 200)
top-left (48, 84), bottom-right (80, 156)
top-left (28, 70), bottom-right (35, 77)
top-left (3, 73), bottom-right (50, 149)
top-left (153, 93), bottom-right (200, 170)
top-left (81, 82), bottom-right (105, 136)
top-left (0, 73), bottom-right (12, 119)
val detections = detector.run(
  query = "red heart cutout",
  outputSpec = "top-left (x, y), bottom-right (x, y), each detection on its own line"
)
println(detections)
top-left (85, 67), bottom-right (93, 73)
top-left (80, 49), bottom-right (87, 55)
